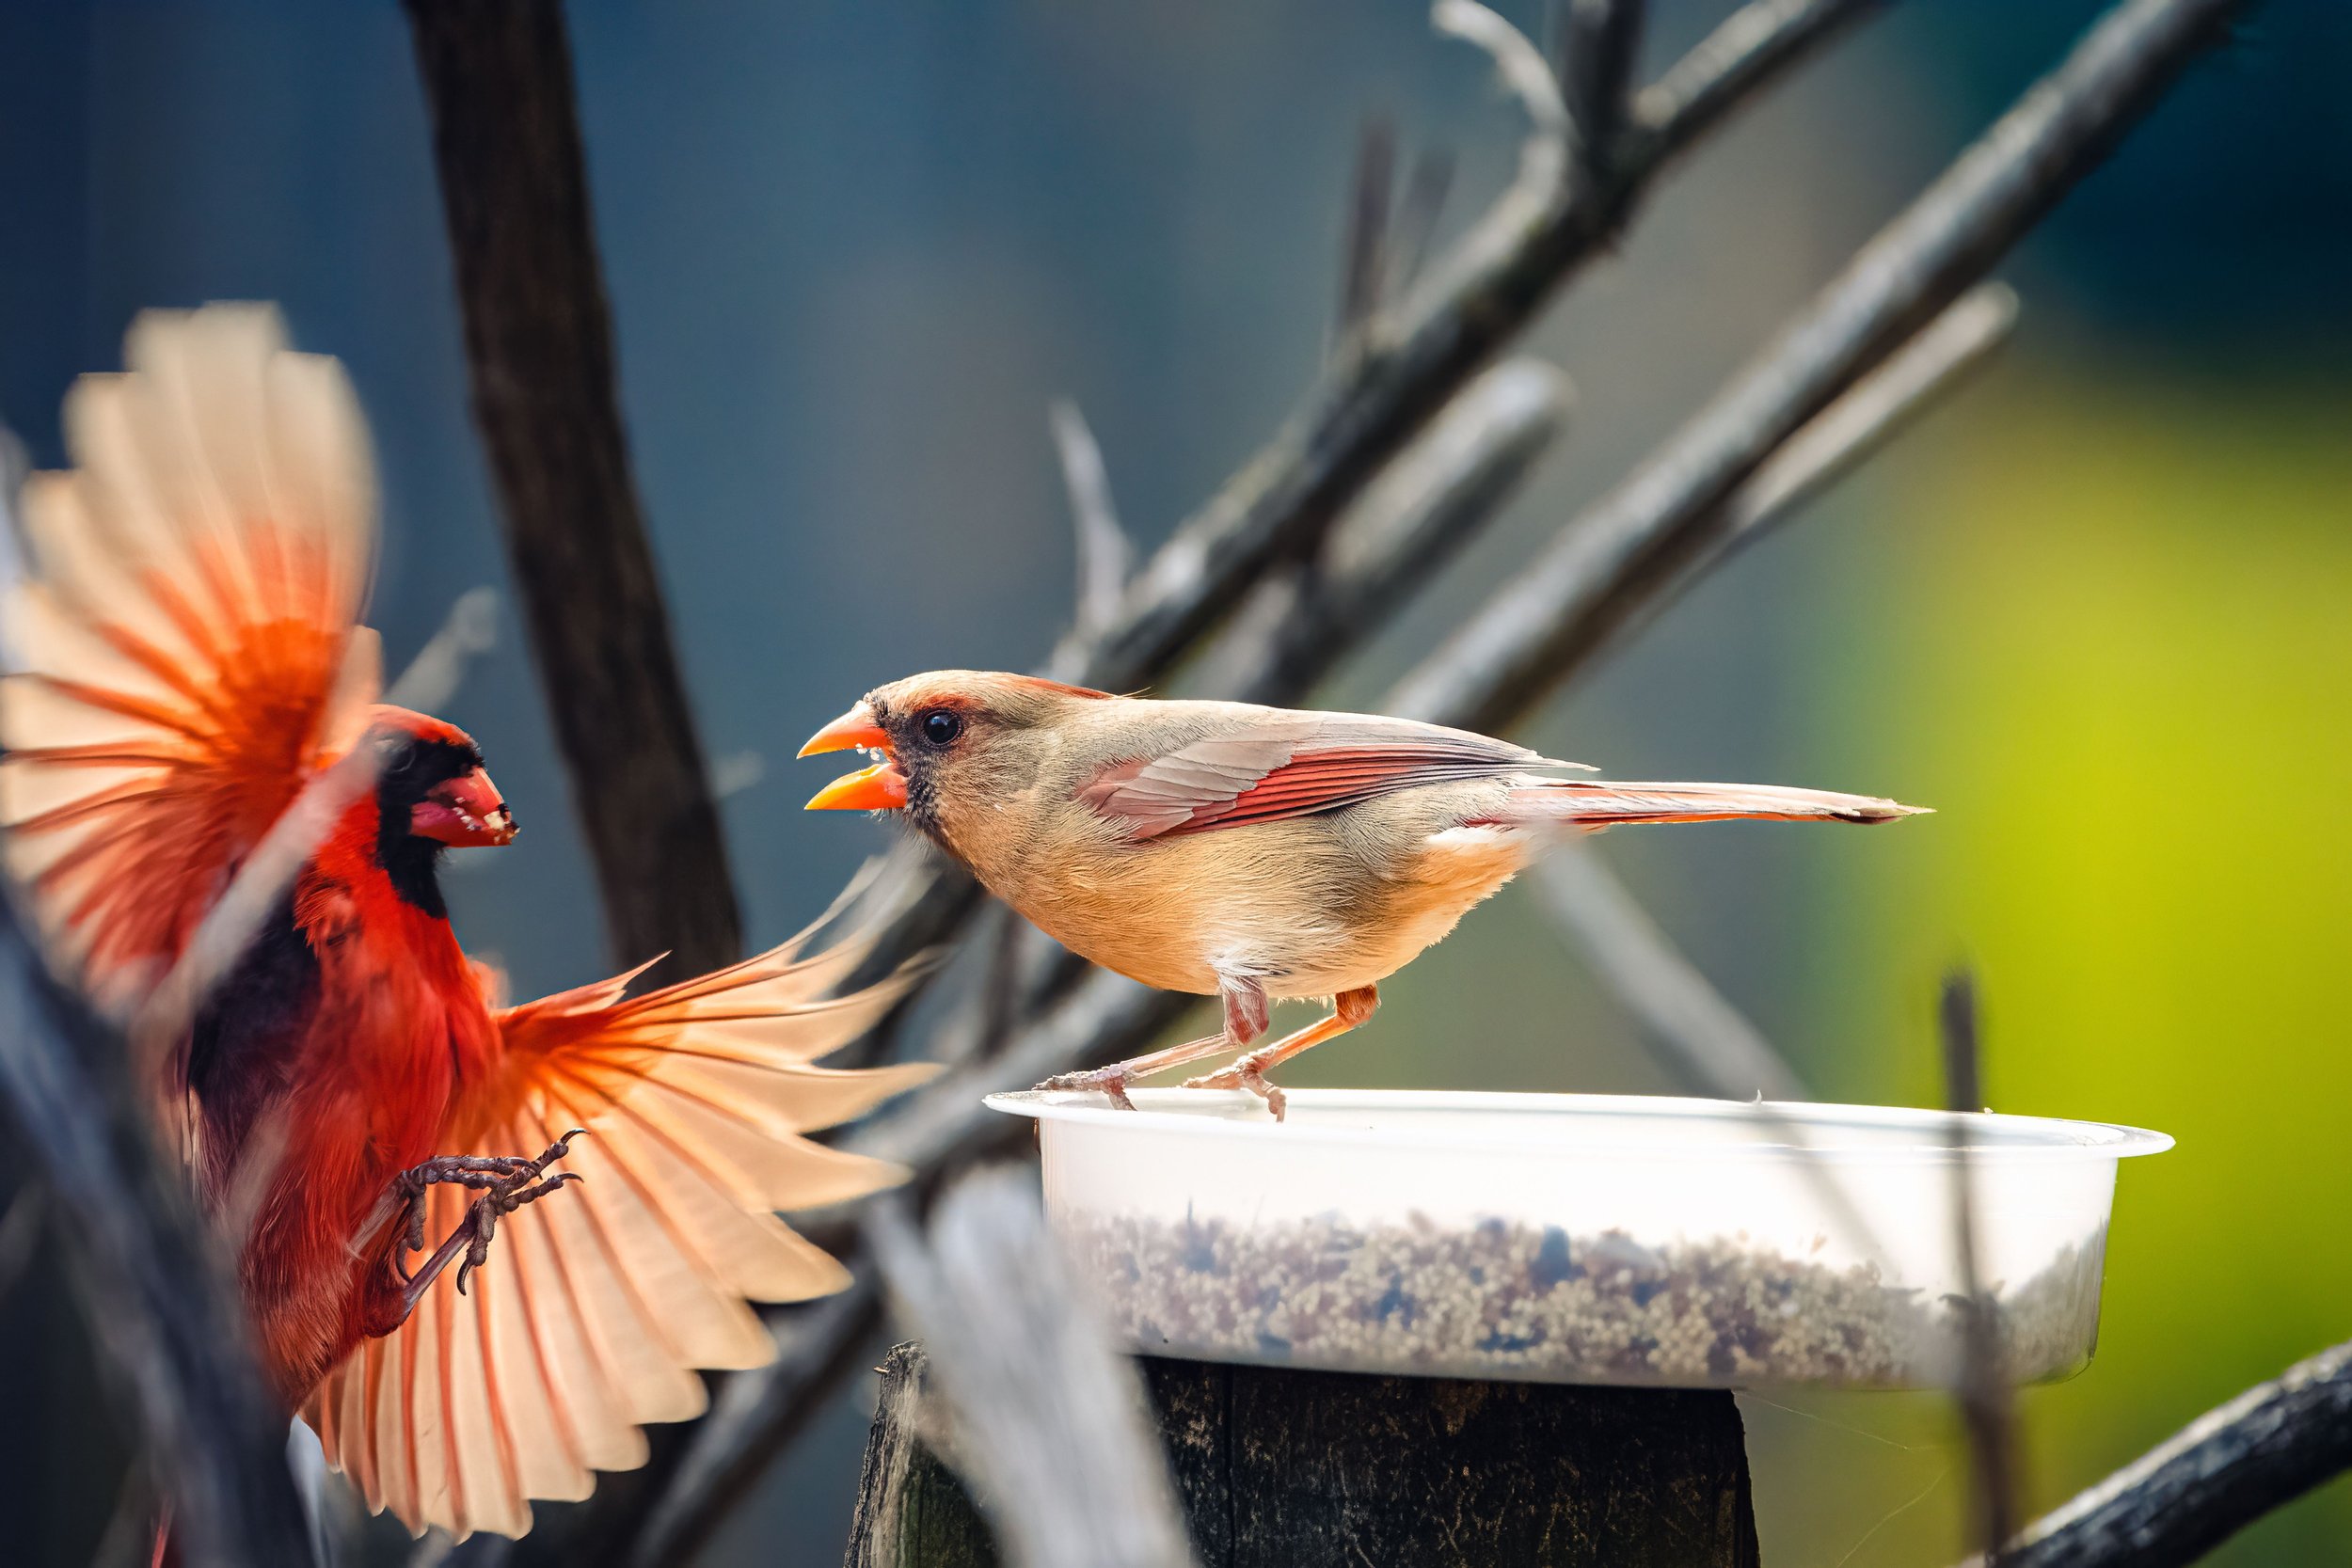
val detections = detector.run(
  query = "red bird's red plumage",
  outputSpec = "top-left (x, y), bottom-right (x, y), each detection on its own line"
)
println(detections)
top-left (1, 306), bottom-right (930, 1539)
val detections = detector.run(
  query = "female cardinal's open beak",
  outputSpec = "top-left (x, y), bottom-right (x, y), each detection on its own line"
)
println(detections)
top-left (412, 767), bottom-right (519, 847)
top-left (800, 704), bottom-right (909, 811)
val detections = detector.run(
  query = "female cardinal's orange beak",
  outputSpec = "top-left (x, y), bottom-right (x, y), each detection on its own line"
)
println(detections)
top-left (800, 704), bottom-right (909, 811)
top-left (412, 767), bottom-right (519, 847)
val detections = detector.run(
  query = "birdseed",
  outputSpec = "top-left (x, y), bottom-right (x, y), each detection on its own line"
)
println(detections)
top-left (1062, 1210), bottom-right (2106, 1388)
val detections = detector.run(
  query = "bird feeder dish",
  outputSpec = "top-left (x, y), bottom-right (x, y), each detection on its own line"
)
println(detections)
top-left (985, 1088), bottom-right (2171, 1391)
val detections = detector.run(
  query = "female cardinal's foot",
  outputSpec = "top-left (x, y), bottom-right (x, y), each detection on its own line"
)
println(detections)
top-left (379, 1130), bottom-right (587, 1324)
top-left (1037, 1066), bottom-right (1137, 1111)
top-left (1183, 1058), bottom-right (1289, 1121)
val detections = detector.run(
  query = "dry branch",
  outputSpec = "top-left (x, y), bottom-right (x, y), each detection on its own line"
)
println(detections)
top-left (865, 1172), bottom-right (1194, 1568)
top-left (0, 900), bottom-right (313, 1568)
top-left (405, 0), bottom-right (741, 978)
top-left (1941, 972), bottom-right (2021, 1560)
top-left (1051, 401), bottom-right (1133, 641)
top-left (1530, 848), bottom-right (1807, 1100)
top-left (1963, 1338), bottom-right (2352, 1568)
top-left (1558, 0), bottom-right (1646, 182)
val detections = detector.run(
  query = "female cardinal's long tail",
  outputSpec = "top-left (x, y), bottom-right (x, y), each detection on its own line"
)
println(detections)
top-left (1483, 778), bottom-right (1927, 829)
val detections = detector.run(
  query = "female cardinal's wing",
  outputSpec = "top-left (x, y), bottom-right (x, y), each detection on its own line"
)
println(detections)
top-left (1078, 709), bottom-right (1583, 840)
top-left (0, 304), bottom-right (378, 995)
top-left (305, 924), bottom-right (935, 1542)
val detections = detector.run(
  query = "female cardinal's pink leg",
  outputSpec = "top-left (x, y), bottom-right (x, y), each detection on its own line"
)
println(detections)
top-left (1038, 976), bottom-right (1269, 1109)
top-left (1184, 986), bottom-right (1379, 1121)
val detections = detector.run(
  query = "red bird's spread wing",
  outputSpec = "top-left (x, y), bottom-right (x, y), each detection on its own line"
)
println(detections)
top-left (1079, 713), bottom-right (1577, 839)
top-left (305, 924), bottom-right (934, 1542)
top-left (0, 305), bottom-right (379, 995)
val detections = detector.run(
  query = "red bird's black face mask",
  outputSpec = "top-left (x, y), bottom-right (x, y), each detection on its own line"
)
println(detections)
top-left (373, 731), bottom-right (519, 848)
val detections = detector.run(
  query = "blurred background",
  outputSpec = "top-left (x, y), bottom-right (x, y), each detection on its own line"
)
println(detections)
top-left (2, 1), bottom-right (2346, 1563)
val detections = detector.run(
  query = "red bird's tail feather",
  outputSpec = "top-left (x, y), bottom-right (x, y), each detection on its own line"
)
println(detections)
top-left (1480, 779), bottom-right (1926, 829)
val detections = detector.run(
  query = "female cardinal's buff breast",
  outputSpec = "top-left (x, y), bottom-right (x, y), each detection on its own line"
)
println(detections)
top-left (0, 305), bottom-right (932, 1541)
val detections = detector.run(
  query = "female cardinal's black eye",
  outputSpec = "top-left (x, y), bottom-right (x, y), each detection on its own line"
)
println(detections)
top-left (920, 710), bottom-right (963, 748)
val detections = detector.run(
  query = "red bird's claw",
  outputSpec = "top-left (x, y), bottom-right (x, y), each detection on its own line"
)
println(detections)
top-left (1037, 1068), bottom-right (1136, 1111)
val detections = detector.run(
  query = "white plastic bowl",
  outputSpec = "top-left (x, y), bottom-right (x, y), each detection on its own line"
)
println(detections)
top-left (985, 1088), bottom-right (2172, 1390)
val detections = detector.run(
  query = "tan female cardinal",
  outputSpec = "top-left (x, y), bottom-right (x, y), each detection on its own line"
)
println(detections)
top-left (803, 671), bottom-right (1922, 1117)
top-left (0, 305), bottom-right (932, 1541)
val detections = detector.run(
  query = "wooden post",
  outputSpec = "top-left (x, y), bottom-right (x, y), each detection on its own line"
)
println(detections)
top-left (847, 1343), bottom-right (1758, 1567)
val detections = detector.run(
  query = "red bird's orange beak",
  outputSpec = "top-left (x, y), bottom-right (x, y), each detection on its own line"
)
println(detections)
top-left (800, 703), bottom-right (908, 811)
top-left (412, 767), bottom-right (519, 847)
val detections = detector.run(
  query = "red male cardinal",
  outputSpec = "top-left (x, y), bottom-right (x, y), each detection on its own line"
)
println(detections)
top-left (803, 671), bottom-right (1922, 1117)
top-left (0, 305), bottom-right (931, 1540)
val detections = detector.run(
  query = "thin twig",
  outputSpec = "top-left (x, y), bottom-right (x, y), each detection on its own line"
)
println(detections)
top-left (628, 1280), bottom-right (885, 1568)
top-left (1942, 972), bottom-right (2019, 1561)
top-left (1335, 118), bottom-right (1398, 344)
top-left (1962, 1338), bottom-right (2352, 1568)
top-left (1229, 357), bottom-right (1571, 707)
top-left (1051, 401), bottom-right (1132, 640)
top-left (1389, 149), bottom-right (1457, 296)
top-left (0, 1182), bottom-right (45, 1304)
top-left (0, 899), bottom-right (314, 1568)
top-left (865, 1172), bottom-right (1194, 1568)
top-left (1559, 0), bottom-right (1647, 184)
top-left (1529, 847), bottom-right (1806, 1100)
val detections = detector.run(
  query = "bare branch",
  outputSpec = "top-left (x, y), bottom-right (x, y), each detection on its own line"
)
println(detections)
top-left (1963, 1338), bottom-right (2352, 1568)
top-left (1334, 118), bottom-right (1398, 344)
top-left (1559, 0), bottom-right (1647, 181)
top-left (1389, 148), bottom-right (1457, 297)
top-left (1050, 401), bottom-right (1132, 640)
top-left (1408, 0), bottom-right (1571, 311)
top-left (1529, 847), bottom-right (1806, 1101)
top-left (1629, 0), bottom-right (1882, 160)
top-left (405, 0), bottom-right (742, 979)
top-left (1941, 971), bottom-right (2020, 1560)
top-left (1719, 283), bottom-right (2015, 547)
top-left (1556, 280), bottom-right (2017, 679)
top-left (627, 1281), bottom-right (883, 1568)
top-left (1229, 357), bottom-right (1570, 707)
top-left (866, 1172), bottom-right (1194, 1568)
top-left (383, 584), bottom-right (501, 715)
top-left (0, 900), bottom-right (313, 1568)
top-left (1388, 0), bottom-right (2245, 734)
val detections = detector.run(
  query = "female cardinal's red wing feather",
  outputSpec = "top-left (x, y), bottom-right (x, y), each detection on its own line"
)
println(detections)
top-left (1079, 712), bottom-right (1581, 840)
top-left (305, 924), bottom-right (937, 1541)
top-left (0, 304), bottom-right (378, 995)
